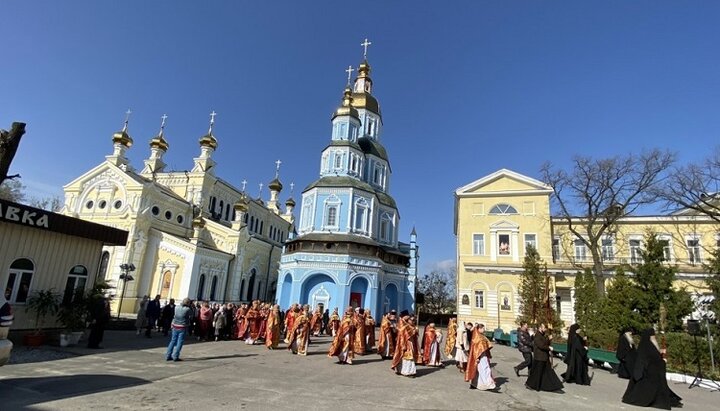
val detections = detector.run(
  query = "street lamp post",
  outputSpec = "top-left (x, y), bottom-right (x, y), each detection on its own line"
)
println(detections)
top-left (117, 263), bottom-right (136, 319)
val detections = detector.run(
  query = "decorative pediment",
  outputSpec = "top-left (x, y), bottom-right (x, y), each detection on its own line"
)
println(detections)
top-left (455, 168), bottom-right (553, 196)
top-left (489, 220), bottom-right (520, 230)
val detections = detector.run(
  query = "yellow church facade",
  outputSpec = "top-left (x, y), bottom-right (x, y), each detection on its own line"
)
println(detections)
top-left (61, 115), bottom-right (295, 315)
top-left (455, 169), bottom-right (716, 332)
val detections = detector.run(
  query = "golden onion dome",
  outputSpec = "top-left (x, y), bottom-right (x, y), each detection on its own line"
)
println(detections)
top-left (285, 197), bottom-right (296, 207)
top-left (234, 195), bottom-right (249, 212)
top-left (112, 128), bottom-right (133, 147)
top-left (357, 59), bottom-right (371, 77)
top-left (268, 177), bottom-right (283, 191)
top-left (332, 86), bottom-right (359, 120)
top-left (149, 134), bottom-right (169, 151)
top-left (198, 132), bottom-right (218, 150)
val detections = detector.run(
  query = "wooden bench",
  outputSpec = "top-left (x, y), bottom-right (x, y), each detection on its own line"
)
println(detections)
top-left (551, 343), bottom-right (619, 370)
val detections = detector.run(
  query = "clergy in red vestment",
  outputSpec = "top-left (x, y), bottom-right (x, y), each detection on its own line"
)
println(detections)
top-left (328, 307), bottom-right (355, 364)
top-left (391, 315), bottom-right (410, 372)
top-left (284, 304), bottom-right (298, 344)
top-left (423, 322), bottom-right (443, 366)
top-left (353, 308), bottom-right (366, 355)
top-left (465, 324), bottom-right (496, 390)
top-left (329, 308), bottom-right (340, 337)
top-left (377, 311), bottom-right (397, 359)
top-left (265, 304), bottom-right (281, 349)
top-left (235, 304), bottom-right (249, 340)
top-left (365, 309), bottom-right (376, 352)
top-left (244, 300), bottom-right (261, 345)
top-left (310, 307), bottom-right (323, 337)
top-left (288, 305), bottom-right (311, 355)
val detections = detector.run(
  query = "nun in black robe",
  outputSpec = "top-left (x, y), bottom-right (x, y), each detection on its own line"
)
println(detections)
top-left (525, 326), bottom-right (564, 392)
top-left (622, 329), bottom-right (682, 409)
top-left (561, 324), bottom-right (591, 385)
top-left (615, 328), bottom-right (637, 379)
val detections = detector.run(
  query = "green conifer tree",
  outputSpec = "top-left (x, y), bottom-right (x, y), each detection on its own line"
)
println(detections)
top-left (705, 248), bottom-right (720, 318)
top-left (517, 245), bottom-right (563, 329)
top-left (633, 233), bottom-right (693, 331)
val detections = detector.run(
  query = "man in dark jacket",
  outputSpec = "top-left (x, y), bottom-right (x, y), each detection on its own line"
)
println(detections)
top-left (160, 299), bottom-right (176, 336)
top-left (145, 295), bottom-right (161, 337)
top-left (514, 321), bottom-right (533, 376)
top-left (87, 297), bottom-right (110, 349)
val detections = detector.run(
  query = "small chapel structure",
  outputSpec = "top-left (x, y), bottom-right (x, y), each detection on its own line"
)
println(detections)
top-left (276, 42), bottom-right (418, 315)
top-left (62, 112), bottom-right (295, 315)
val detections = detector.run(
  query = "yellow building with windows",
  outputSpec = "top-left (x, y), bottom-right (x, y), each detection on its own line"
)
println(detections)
top-left (61, 115), bottom-right (295, 315)
top-left (454, 169), bottom-right (716, 332)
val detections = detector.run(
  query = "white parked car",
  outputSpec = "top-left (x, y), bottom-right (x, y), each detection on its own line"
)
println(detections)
top-left (0, 294), bottom-right (13, 366)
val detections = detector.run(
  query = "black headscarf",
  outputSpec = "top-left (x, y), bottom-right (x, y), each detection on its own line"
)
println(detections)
top-left (632, 328), bottom-right (659, 381)
top-left (564, 324), bottom-right (580, 363)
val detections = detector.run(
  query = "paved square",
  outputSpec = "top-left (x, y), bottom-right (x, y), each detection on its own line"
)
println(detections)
top-left (0, 331), bottom-right (715, 410)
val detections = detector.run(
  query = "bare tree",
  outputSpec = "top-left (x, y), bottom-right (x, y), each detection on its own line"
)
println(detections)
top-left (0, 122), bottom-right (27, 185)
top-left (659, 147), bottom-right (720, 223)
top-left (29, 196), bottom-right (63, 212)
top-left (541, 149), bottom-right (675, 292)
top-left (417, 267), bottom-right (456, 315)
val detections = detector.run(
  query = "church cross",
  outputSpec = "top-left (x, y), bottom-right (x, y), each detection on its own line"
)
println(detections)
top-left (275, 159), bottom-right (282, 177)
top-left (345, 65), bottom-right (354, 85)
top-left (123, 109), bottom-right (132, 131)
top-left (258, 183), bottom-right (264, 197)
top-left (159, 114), bottom-right (168, 134)
top-left (208, 110), bottom-right (217, 134)
top-left (290, 182), bottom-right (294, 193)
top-left (241, 179), bottom-right (247, 191)
top-left (361, 38), bottom-right (372, 58)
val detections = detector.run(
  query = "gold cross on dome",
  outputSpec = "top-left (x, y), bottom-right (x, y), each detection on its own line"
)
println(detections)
top-left (361, 38), bottom-right (372, 58)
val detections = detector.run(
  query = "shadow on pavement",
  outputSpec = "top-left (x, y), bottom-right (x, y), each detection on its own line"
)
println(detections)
top-left (0, 374), bottom-right (150, 408)
top-left (183, 353), bottom-right (257, 361)
top-left (352, 356), bottom-right (385, 365)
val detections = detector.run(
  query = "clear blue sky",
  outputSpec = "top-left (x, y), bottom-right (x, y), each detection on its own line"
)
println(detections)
top-left (2, 1), bottom-right (719, 272)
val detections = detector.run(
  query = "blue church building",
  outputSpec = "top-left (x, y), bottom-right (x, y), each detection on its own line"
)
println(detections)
top-left (275, 55), bottom-right (418, 315)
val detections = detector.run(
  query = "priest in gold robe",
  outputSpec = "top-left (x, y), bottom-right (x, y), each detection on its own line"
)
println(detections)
top-left (465, 323), bottom-right (496, 390)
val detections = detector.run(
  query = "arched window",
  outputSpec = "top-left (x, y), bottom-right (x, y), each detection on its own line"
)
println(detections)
top-left (209, 276), bottom-right (218, 301)
top-left (489, 203), bottom-right (518, 215)
top-left (97, 251), bottom-right (110, 282)
top-left (225, 203), bottom-right (230, 221)
top-left (249, 216), bottom-right (255, 232)
top-left (334, 152), bottom-right (343, 169)
top-left (324, 195), bottom-right (341, 229)
top-left (63, 265), bottom-right (88, 305)
top-left (461, 294), bottom-right (470, 306)
top-left (218, 200), bottom-right (224, 217)
top-left (6, 258), bottom-right (34, 303)
top-left (354, 198), bottom-right (369, 233)
top-left (160, 271), bottom-right (172, 299)
top-left (301, 199), bottom-right (313, 231)
top-left (259, 221), bottom-right (264, 235)
top-left (379, 213), bottom-right (393, 243)
top-left (247, 269), bottom-right (256, 301)
top-left (197, 274), bottom-right (206, 300)
top-left (209, 197), bottom-right (216, 212)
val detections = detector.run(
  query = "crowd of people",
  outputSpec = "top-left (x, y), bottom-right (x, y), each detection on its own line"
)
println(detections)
top-left (141, 297), bottom-right (683, 408)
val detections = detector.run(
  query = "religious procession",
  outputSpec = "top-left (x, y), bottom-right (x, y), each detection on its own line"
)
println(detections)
top-left (145, 296), bottom-right (682, 409)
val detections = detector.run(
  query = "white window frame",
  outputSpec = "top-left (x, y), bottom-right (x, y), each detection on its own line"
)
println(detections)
top-left (379, 212), bottom-right (393, 243)
top-left (63, 265), bottom-right (88, 304)
top-left (524, 233), bottom-right (537, 254)
top-left (658, 234), bottom-right (673, 262)
top-left (574, 239), bottom-right (587, 262)
top-left (472, 233), bottom-right (485, 256)
top-left (601, 236), bottom-right (615, 262)
top-left (354, 198), bottom-right (369, 234)
top-left (300, 196), bottom-right (314, 232)
top-left (552, 236), bottom-right (561, 261)
top-left (6, 258), bottom-right (35, 304)
top-left (629, 237), bottom-right (643, 264)
top-left (333, 152), bottom-right (343, 170)
top-left (489, 203), bottom-right (518, 215)
top-left (686, 236), bottom-right (702, 265)
top-left (474, 290), bottom-right (484, 309)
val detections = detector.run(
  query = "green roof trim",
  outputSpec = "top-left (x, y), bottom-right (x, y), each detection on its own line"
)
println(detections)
top-left (358, 137), bottom-right (388, 161)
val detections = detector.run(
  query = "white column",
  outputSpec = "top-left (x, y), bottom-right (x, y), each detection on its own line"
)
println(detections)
top-left (490, 231), bottom-right (497, 262)
top-left (511, 232), bottom-right (519, 262)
